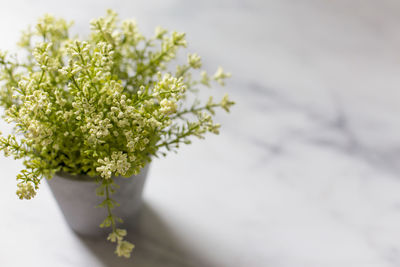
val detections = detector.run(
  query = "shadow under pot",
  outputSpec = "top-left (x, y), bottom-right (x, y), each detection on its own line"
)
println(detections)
top-left (46, 165), bottom-right (149, 237)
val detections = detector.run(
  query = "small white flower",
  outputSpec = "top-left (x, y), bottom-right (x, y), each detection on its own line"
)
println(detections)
top-left (188, 53), bottom-right (201, 69)
top-left (159, 99), bottom-right (177, 115)
top-left (115, 240), bottom-right (134, 258)
top-left (213, 66), bottom-right (231, 86)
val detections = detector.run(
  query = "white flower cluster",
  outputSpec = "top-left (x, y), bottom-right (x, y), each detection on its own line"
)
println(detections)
top-left (33, 42), bottom-right (60, 71)
top-left (160, 99), bottom-right (177, 115)
top-left (97, 151), bottom-right (130, 179)
top-left (107, 228), bottom-right (135, 258)
top-left (16, 182), bottom-right (36, 200)
top-left (188, 53), bottom-right (202, 69)
top-left (153, 74), bottom-right (186, 117)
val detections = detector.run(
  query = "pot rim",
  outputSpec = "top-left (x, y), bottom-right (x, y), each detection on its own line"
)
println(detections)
top-left (53, 164), bottom-right (150, 182)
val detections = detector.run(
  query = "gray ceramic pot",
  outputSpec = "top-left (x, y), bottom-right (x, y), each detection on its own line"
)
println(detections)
top-left (46, 165), bottom-right (149, 237)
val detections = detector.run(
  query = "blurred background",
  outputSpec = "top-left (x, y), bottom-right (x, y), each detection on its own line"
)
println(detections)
top-left (1, 0), bottom-right (400, 266)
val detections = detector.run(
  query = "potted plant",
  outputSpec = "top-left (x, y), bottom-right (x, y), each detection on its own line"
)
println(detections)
top-left (0, 10), bottom-right (234, 258)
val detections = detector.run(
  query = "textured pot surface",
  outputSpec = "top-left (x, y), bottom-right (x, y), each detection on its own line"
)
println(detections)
top-left (46, 165), bottom-right (149, 237)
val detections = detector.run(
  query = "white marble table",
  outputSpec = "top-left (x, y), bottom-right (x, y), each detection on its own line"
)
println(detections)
top-left (1, 0), bottom-right (400, 266)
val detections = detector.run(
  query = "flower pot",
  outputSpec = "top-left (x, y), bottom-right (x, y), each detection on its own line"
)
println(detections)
top-left (46, 165), bottom-right (149, 237)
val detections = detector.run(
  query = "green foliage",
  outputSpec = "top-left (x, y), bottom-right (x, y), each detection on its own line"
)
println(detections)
top-left (0, 9), bottom-right (234, 257)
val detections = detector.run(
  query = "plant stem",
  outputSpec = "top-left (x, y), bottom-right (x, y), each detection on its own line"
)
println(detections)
top-left (170, 103), bottom-right (219, 119)
top-left (104, 181), bottom-right (116, 230)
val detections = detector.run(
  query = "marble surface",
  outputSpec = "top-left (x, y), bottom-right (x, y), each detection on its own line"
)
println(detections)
top-left (1, 0), bottom-right (400, 266)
